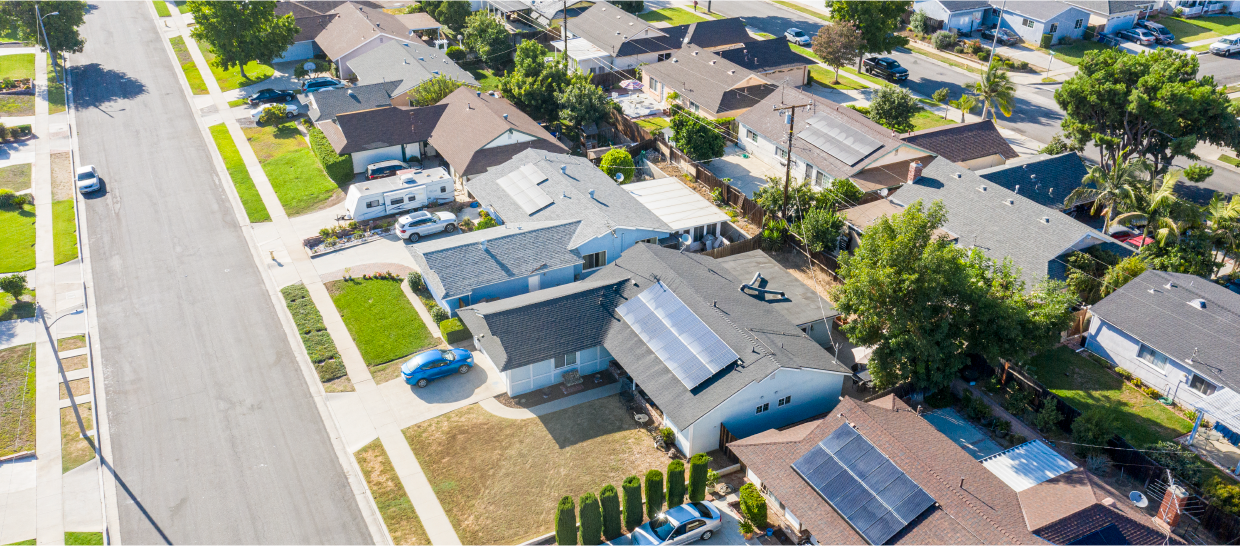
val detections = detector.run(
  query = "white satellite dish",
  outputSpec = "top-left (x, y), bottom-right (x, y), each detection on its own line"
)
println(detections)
top-left (614, 172), bottom-right (624, 182)
top-left (879, 188), bottom-right (889, 197)
top-left (303, 61), bottom-right (316, 71)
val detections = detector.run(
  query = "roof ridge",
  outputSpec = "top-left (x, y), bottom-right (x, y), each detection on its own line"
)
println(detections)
top-left (418, 219), bottom-right (581, 256)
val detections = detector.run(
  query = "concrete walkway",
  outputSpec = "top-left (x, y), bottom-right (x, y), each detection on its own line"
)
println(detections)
top-left (479, 383), bottom-right (623, 419)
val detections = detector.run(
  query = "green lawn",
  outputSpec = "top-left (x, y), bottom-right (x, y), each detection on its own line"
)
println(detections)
top-left (327, 278), bottom-right (436, 376)
top-left (0, 96), bottom-right (34, 116)
top-left (243, 122), bottom-right (340, 216)
top-left (635, 117), bottom-right (670, 132)
top-left (53, 200), bottom-right (77, 265)
top-left (0, 203), bottom-right (35, 273)
top-left (688, 6), bottom-right (725, 19)
top-left (280, 284), bottom-right (348, 389)
top-left (227, 98), bottom-right (248, 108)
top-left (0, 53), bottom-right (34, 80)
top-left (789, 43), bottom-right (822, 62)
top-left (1220, 154), bottom-right (1240, 167)
top-left (755, 32), bottom-right (776, 39)
top-left (0, 163), bottom-right (30, 192)
top-left (0, 343), bottom-right (35, 458)
top-left (48, 55), bottom-right (65, 115)
top-left (911, 108), bottom-right (955, 131)
top-left (209, 124), bottom-right (270, 223)
top-left (197, 41), bottom-right (273, 91)
top-left (638, 7), bottom-right (708, 25)
top-left (170, 37), bottom-right (209, 95)
top-left (152, 0), bottom-right (170, 17)
top-left (773, 0), bottom-right (829, 21)
top-left (173, 1), bottom-right (191, 13)
top-left (466, 66), bottom-right (501, 92)
top-left (0, 290), bottom-right (35, 322)
top-left (64, 533), bottom-right (103, 546)
top-left (1049, 41), bottom-right (1114, 67)
top-left (809, 65), bottom-right (866, 90)
top-left (356, 439), bottom-right (430, 545)
top-left (1157, 16), bottom-right (1240, 44)
top-left (1027, 346), bottom-right (1193, 447)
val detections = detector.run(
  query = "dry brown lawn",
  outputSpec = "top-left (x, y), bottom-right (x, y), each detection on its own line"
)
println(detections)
top-left (57, 335), bottom-right (85, 352)
top-left (59, 378), bottom-right (89, 400)
top-left (60, 355), bottom-right (87, 372)
top-left (766, 247), bottom-right (840, 301)
top-left (403, 396), bottom-right (668, 544)
top-left (51, 152), bottom-right (72, 201)
top-left (355, 439), bottom-right (430, 545)
top-left (61, 402), bottom-right (95, 473)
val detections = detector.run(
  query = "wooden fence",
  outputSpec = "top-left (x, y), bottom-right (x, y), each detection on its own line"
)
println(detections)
top-left (701, 237), bottom-right (762, 259)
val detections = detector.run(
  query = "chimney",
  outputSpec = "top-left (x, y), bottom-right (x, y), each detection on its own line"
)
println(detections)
top-left (907, 161), bottom-right (924, 183)
top-left (1156, 485), bottom-right (1190, 529)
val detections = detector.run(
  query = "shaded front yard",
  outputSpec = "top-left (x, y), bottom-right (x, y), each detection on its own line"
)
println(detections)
top-left (403, 396), bottom-right (670, 545)
top-left (196, 40), bottom-right (274, 91)
top-left (327, 277), bottom-right (437, 382)
top-left (0, 343), bottom-right (36, 458)
top-left (242, 121), bottom-right (341, 216)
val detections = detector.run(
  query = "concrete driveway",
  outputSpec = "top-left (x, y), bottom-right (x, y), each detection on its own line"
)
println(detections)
top-left (607, 498), bottom-right (758, 545)
top-left (705, 145), bottom-right (784, 198)
top-left (378, 350), bottom-right (507, 429)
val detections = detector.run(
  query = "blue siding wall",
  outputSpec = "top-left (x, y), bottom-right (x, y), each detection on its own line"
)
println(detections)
top-left (438, 263), bottom-right (579, 316)
top-left (999, 6), bottom-right (1089, 44)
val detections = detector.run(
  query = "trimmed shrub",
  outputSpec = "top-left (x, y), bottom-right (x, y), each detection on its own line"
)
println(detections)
top-left (1072, 407), bottom-right (1116, 457)
top-left (600, 148), bottom-right (635, 184)
top-left (439, 318), bottom-right (471, 344)
top-left (556, 496), bottom-right (577, 545)
top-left (909, 9), bottom-right (930, 35)
top-left (932, 30), bottom-right (956, 50)
top-left (258, 104), bottom-right (288, 125)
top-left (0, 188), bottom-right (17, 207)
top-left (476, 210), bottom-right (498, 230)
top-left (308, 127), bottom-right (354, 184)
top-left (579, 492), bottom-right (602, 545)
top-left (0, 273), bottom-right (28, 298)
top-left (1034, 402), bottom-right (1062, 433)
top-left (667, 460), bottom-right (686, 509)
top-left (644, 469), bottom-right (665, 519)
top-left (1040, 33), bottom-right (1053, 49)
top-left (659, 427), bottom-right (674, 445)
top-left (688, 453), bottom-right (710, 502)
top-left (600, 484), bottom-right (623, 541)
top-left (622, 475), bottom-right (643, 531)
top-left (429, 303), bottom-right (450, 324)
top-left (446, 45), bottom-right (467, 62)
top-left (1148, 441), bottom-right (1205, 487)
top-left (1004, 387), bottom-right (1035, 415)
top-left (408, 272), bottom-right (426, 292)
top-left (739, 483), bottom-right (768, 529)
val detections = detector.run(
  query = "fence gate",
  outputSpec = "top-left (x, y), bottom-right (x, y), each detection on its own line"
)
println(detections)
top-left (718, 423), bottom-right (739, 463)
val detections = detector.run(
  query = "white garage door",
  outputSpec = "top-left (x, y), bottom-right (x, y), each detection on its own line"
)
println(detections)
top-left (275, 41), bottom-right (315, 63)
top-left (351, 145), bottom-right (405, 173)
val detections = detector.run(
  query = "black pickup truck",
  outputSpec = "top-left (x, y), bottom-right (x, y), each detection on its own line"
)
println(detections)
top-left (862, 57), bottom-right (909, 82)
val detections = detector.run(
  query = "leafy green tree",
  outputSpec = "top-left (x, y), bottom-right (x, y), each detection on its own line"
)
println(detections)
top-left (644, 469), bottom-right (665, 519)
top-left (974, 64), bottom-right (1015, 120)
top-left (811, 21), bottom-right (862, 85)
top-left (1034, 402), bottom-right (1062, 433)
top-left (556, 78), bottom-right (609, 130)
top-left (500, 41), bottom-right (572, 121)
top-left (1064, 246), bottom-right (1121, 304)
top-left (1054, 48), bottom-right (1240, 177)
top-left (1065, 157), bottom-right (1148, 232)
top-left (579, 492), bottom-right (602, 545)
top-left (817, 178), bottom-right (864, 210)
top-left (1071, 406), bottom-right (1117, 457)
top-left (463, 11), bottom-right (509, 68)
top-left (688, 453), bottom-right (710, 502)
top-left (555, 496), bottom-right (577, 545)
top-left (476, 210), bottom-right (498, 230)
top-left (739, 483), bottom-right (768, 529)
top-left (909, 9), bottom-right (930, 35)
top-left (435, 1), bottom-right (471, 32)
top-left (187, 1), bottom-right (297, 80)
top-left (1185, 163), bottom-right (1215, 183)
top-left (1143, 230), bottom-right (1220, 277)
top-left (600, 148), bottom-right (635, 184)
top-left (600, 485), bottom-right (623, 541)
top-left (793, 207), bottom-right (846, 253)
top-left (445, 45), bottom-right (467, 62)
top-left (933, 87), bottom-right (950, 119)
top-left (1039, 133), bottom-right (1084, 155)
top-left (868, 85), bottom-right (919, 133)
top-left (666, 460), bottom-right (685, 509)
top-left (960, 250), bottom-right (1076, 365)
top-left (0, 273), bottom-right (27, 299)
top-left (0, 1), bottom-right (87, 55)
top-left (670, 109), bottom-right (724, 161)
top-left (409, 75), bottom-right (463, 107)
top-left (622, 475), bottom-right (644, 531)
top-left (754, 177), bottom-right (815, 218)
top-left (1101, 256), bottom-right (1146, 298)
top-left (827, 1), bottom-right (911, 70)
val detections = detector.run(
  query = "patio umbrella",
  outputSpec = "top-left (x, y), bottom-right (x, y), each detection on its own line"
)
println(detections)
top-left (619, 79), bottom-right (643, 90)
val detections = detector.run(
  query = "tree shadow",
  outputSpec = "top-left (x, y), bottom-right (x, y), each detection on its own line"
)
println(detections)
top-left (68, 63), bottom-right (147, 110)
top-left (271, 123), bottom-right (302, 140)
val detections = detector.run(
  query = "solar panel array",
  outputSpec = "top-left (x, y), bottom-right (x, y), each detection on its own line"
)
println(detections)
top-left (497, 163), bottom-right (553, 214)
top-left (615, 281), bottom-right (739, 390)
top-left (791, 424), bottom-right (935, 545)
top-left (798, 113), bottom-right (884, 167)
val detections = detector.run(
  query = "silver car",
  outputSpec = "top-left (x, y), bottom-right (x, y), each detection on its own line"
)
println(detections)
top-left (75, 165), bottom-right (100, 193)
top-left (631, 502), bottom-right (722, 545)
top-left (396, 210), bottom-right (457, 242)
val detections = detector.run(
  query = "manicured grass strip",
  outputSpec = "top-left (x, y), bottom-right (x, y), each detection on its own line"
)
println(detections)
top-left (773, 0), bottom-right (829, 21)
top-left (53, 200), bottom-right (77, 265)
top-left (1220, 154), bottom-right (1240, 167)
top-left (197, 41), bottom-right (274, 91)
top-left (638, 7), bottom-right (708, 25)
top-left (208, 124), bottom-right (270, 222)
top-left (789, 43), bottom-right (821, 62)
top-left (169, 36), bottom-right (208, 95)
top-left (0, 203), bottom-right (36, 273)
top-left (60, 378), bottom-right (89, 400)
top-left (243, 122), bottom-right (339, 216)
top-left (62, 403), bottom-right (95, 473)
top-left (280, 284), bottom-right (346, 383)
top-left (173, 1), bottom-right (190, 14)
top-left (1159, 16), bottom-right (1240, 44)
top-left (809, 65), bottom-right (865, 90)
top-left (8, 539), bottom-right (36, 545)
top-left (0, 163), bottom-right (31, 192)
top-left (755, 32), bottom-right (776, 39)
top-left (1028, 346), bottom-right (1192, 447)
top-left (1049, 41), bottom-right (1114, 67)
top-left (0, 343), bottom-right (36, 458)
top-left (227, 98), bottom-right (248, 107)
top-left (48, 55), bottom-right (65, 115)
top-left (327, 278), bottom-right (435, 368)
top-left (153, 0), bottom-right (171, 17)
top-left (466, 66), bottom-right (501, 92)
top-left (355, 439), bottom-right (430, 545)
top-left (0, 95), bottom-right (34, 116)
top-left (64, 533), bottom-right (103, 546)
top-left (0, 53), bottom-right (35, 80)
top-left (911, 108), bottom-right (955, 131)
top-left (58, 335), bottom-right (86, 352)
top-left (689, 6), bottom-right (724, 19)
top-left (0, 291), bottom-right (34, 322)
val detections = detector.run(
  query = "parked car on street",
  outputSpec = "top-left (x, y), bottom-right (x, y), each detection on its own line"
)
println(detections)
top-left (75, 165), bottom-right (100, 193)
top-left (784, 28), bottom-right (810, 46)
top-left (401, 348), bottom-right (474, 388)
top-left (250, 102), bottom-right (300, 121)
top-left (366, 160), bottom-right (410, 180)
top-left (862, 57), bottom-right (909, 82)
top-left (396, 210), bottom-right (457, 242)
top-left (1136, 20), bottom-right (1175, 44)
top-left (246, 88), bottom-right (297, 106)
top-left (301, 77), bottom-right (345, 94)
top-left (980, 28), bottom-right (1020, 45)
top-left (631, 502), bottom-right (721, 545)
top-left (1117, 28), bottom-right (1157, 46)
top-left (1211, 34), bottom-right (1240, 56)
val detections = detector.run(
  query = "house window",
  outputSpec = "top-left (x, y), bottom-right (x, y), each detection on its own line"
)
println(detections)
top-left (747, 129), bottom-right (758, 142)
top-left (804, 162), bottom-right (813, 181)
top-left (1048, 23), bottom-right (1058, 33)
top-left (650, 77), bottom-right (660, 92)
top-left (1075, 18), bottom-right (1083, 29)
top-left (657, 52), bottom-right (671, 62)
top-left (756, 402), bottom-right (770, 414)
top-left (390, 197), bottom-right (405, 205)
top-left (1137, 344), bottom-right (1169, 371)
top-left (1189, 375), bottom-right (1217, 396)
top-left (583, 250), bottom-right (607, 270)
top-left (639, 237), bottom-right (658, 244)
top-left (689, 101), bottom-right (700, 113)
top-left (777, 147), bottom-right (789, 160)
top-left (1022, 18), bottom-right (1034, 28)
top-left (366, 199), bottom-right (381, 208)
top-left (815, 170), bottom-right (828, 186)
top-left (440, 186), bottom-right (447, 193)
top-left (557, 352), bottom-right (577, 369)
top-left (778, 395), bottom-right (792, 407)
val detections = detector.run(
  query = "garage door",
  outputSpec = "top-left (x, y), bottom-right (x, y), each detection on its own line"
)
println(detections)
top-left (275, 41), bottom-right (315, 63)
top-left (351, 146), bottom-right (404, 173)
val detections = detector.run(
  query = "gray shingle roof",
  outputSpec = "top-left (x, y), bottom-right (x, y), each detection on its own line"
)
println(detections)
top-left (992, 0), bottom-right (1081, 21)
top-left (1091, 270), bottom-right (1240, 391)
top-left (569, 2), bottom-right (750, 58)
top-left (1064, 0), bottom-right (1153, 15)
top-left (458, 243), bottom-right (848, 428)
top-left (715, 39), bottom-right (816, 74)
top-left (977, 153), bottom-right (1092, 211)
top-left (716, 250), bottom-right (838, 327)
top-left (315, 2), bottom-right (411, 60)
top-left (347, 40), bottom-right (478, 97)
top-left (466, 150), bottom-right (671, 248)
top-left (891, 157), bottom-right (1118, 288)
top-left (305, 81), bottom-right (401, 123)
top-left (408, 220), bottom-right (583, 300)
top-left (901, 120), bottom-right (1019, 165)
top-left (643, 45), bottom-right (777, 115)
top-left (937, 0), bottom-right (993, 11)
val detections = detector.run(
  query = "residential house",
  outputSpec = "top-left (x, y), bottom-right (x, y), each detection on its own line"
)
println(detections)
top-left (275, 1), bottom-right (421, 78)
top-left (990, 1), bottom-right (1092, 44)
top-left (1065, 1), bottom-right (1156, 33)
top-left (736, 86), bottom-right (937, 194)
top-left (891, 156), bottom-right (1125, 288)
top-left (529, 0), bottom-right (597, 25)
top-left (347, 40), bottom-right (479, 102)
top-left (912, 0), bottom-right (995, 34)
top-left (837, 198), bottom-right (956, 253)
top-left (641, 45), bottom-right (778, 120)
top-left (303, 81), bottom-right (402, 123)
top-left (977, 152), bottom-right (1095, 216)
top-left (273, 1), bottom-right (375, 62)
top-left (900, 120), bottom-right (1019, 170)
top-left (429, 87), bottom-right (567, 181)
top-left (714, 38), bottom-right (816, 87)
top-left (716, 250), bottom-right (839, 349)
top-left (457, 243), bottom-right (851, 454)
top-left (316, 104), bottom-right (447, 172)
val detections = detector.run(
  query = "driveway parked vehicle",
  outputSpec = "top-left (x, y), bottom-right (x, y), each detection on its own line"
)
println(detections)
top-left (75, 165), bottom-right (100, 193)
top-left (250, 102), bottom-right (300, 121)
top-left (1136, 20), bottom-right (1175, 44)
top-left (862, 57), bottom-right (909, 82)
top-left (246, 88), bottom-right (297, 106)
top-left (1211, 34), bottom-right (1240, 56)
top-left (396, 210), bottom-right (457, 242)
top-left (631, 503), bottom-right (721, 545)
top-left (366, 160), bottom-right (410, 180)
top-left (301, 77), bottom-right (345, 94)
top-left (784, 28), bottom-right (810, 46)
top-left (402, 348), bottom-right (474, 388)
top-left (1117, 28), bottom-right (1157, 46)
top-left (980, 28), bottom-right (1020, 45)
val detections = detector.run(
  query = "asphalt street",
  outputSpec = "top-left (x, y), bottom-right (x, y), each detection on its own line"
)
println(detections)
top-left (69, 2), bottom-right (370, 543)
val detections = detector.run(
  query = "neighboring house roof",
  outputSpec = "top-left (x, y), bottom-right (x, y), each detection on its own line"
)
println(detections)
top-left (992, 0), bottom-right (1082, 21)
top-left (643, 45), bottom-right (777, 115)
top-left (938, 0), bottom-right (993, 11)
top-left (1090, 269), bottom-right (1240, 391)
top-left (348, 40), bottom-right (478, 97)
top-left (622, 177), bottom-right (731, 232)
top-left (317, 104), bottom-right (446, 155)
top-left (841, 198), bottom-right (956, 241)
top-left (315, 2), bottom-right (411, 60)
top-left (891, 157), bottom-right (1118, 288)
top-left (715, 39), bottom-right (816, 74)
top-left (977, 153), bottom-right (1092, 211)
top-left (428, 87), bottom-right (567, 178)
top-left (394, 12), bottom-right (440, 30)
top-left (981, 440), bottom-right (1077, 493)
top-left (466, 150), bottom-right (670, 248)
top-left (408, 220), bottom-right (583, 300)
top-left (291, 13), bottom-right (336, 43)
top-left (305, 80), bottom-right (401, 123)
top-left (901, 120), bottom-right (1018, 165)
top-left (569, 2), bottom-right (750, 58)
top-left (277, 0), bottom-right (380, 18)
top-left (1064, 0), bottom-right (1152, 15)
top-left (458, 244), bottom-right (848, 430)
top-left (729, 396), bottom-right (1040, 545)
top-left (716, 250), bottom-right (839, 327)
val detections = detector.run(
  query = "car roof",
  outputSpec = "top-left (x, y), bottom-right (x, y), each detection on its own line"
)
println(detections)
top-left (404, 210), bottom-right (433, 220)
top-left (368, 160), bottom-right (406, 168)
top-left (1144, 21), bottom-right (1166, 28)
top-left (75, 165), bottom-right (94, 172)
top-left (877, 57), bottom-right (896, 62)
top-left (663, 504), bottom-right (699, 523)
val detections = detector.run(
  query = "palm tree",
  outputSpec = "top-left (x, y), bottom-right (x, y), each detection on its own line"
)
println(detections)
top-left (1111, 168), bottom-right (1182, 252)
top-left (974, 65), bottom-right (1015, 121)
top-left (1204, 194), bottom-right (1240, 276)
top-left (1065, 156), bottom-right (1147, 233)
top-left (949, 94), bottom-right (977, 123)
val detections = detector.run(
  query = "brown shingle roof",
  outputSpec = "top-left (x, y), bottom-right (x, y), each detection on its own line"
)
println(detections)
top-left (901, 120), bottom-right (1019, 165)
top-left (315, 2), bottom-right (411, 60)
top-left (643, 45), bottom-right (776, 115)
top-left (428, 87), bottom-right (567, 177)
top-left (1033, 503), bottom-right (1179, 545)
top-left (319, 104), bottom-right (446, 155)
top-left (1017, 468), bottom-right (1098, 532)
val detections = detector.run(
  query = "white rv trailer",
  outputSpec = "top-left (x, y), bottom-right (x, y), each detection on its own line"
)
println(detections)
top-left (343, 167), bottom-right (454, 221)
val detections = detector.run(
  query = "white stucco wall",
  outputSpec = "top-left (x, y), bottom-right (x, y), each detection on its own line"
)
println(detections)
top-left (482, 128), bottom-right (539, 149)
top-left (504, 345), bottom-right (614, 396)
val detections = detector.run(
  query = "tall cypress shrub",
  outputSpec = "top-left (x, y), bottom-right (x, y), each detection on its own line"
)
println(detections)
top-left (623, 475), bottom-right (643, 532)
top-left (555, 496), bottom-right (577, 545)
top-left (579, 492), bottom-right (602, 545)
top-left (644, 469), bottom-right (665, 519)
top-left (600, 484), bottom-right (623, 541)
top-left (666, 460), bottom-right (686, 509)
top-left (688, 453), bottom-right (711, 502)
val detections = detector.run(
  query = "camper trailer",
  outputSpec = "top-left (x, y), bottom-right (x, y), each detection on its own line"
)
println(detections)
top-left (343, 167), bottom-right (454, 221)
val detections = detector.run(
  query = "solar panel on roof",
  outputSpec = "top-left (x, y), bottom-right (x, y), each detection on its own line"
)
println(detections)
top-left (496, 163), bottom-right (553, 214)
top-left (797, 113), bottom-right (883, 167)
top-left (791, 424), bottom-right (936, 545)
top-left (615, 281), bottom-right (739, 390)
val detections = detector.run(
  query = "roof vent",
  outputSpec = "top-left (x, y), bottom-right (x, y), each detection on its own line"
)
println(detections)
top-left (561, 165), bottom-right (567, 174)
top-left (419, 57), bottom-right (425, 61)
top-left (1014, 184), bottom-right (1020, 193)
top-left (710, 60), bottom-right (716, 64)
top-left (476, 91), bottom-right (481, 97)
top-left (1189, 299), bottom-right (1207, 309)
top-left (728, 70), bottom-right (735, 75)
top-left (480, 239), bottom-right (487, 251)
top-left (1006, 199), bottom-right (1014, 206)
top-left (954, 173), bottom-right (962, 179)
top-left (589, 189), bottom-right (596, 199)
top-left (404, 59), bottom-right (409, 64)
top-left (978, 185), bottom-right (986, 192)
top-left (503, 113), bottom-right (509, 121)
top-left (693, 50), bottom-right (699, 55)
top-left (672, 58), bottom-right (678, 63)
top-left (1041, 217), bottom-right (1051, 224)
top-left (347, 89), bottom-right (356, 97)
top-left (1166, 281), bottom-right (1177, 289)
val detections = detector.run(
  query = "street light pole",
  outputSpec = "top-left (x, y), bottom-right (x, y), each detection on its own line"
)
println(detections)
top-left (984, 0), bottom-right (1007, 75)
top-left (35, 6), bottom-right (61, 85)
top-left (39, 305), bottom-right (87, 439)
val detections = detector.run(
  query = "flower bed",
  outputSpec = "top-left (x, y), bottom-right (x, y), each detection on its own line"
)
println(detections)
top-left (303, 219), bottom-right (395, 255)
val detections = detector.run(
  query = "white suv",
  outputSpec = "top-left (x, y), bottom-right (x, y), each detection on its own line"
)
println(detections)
top-left (1210, 34), bottom-right (1240, 56)
top-left (397, 211), bottom-right (457, 242)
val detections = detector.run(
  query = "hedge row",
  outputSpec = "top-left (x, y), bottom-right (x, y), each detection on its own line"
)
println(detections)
top-left (439, 317), bottom-right (471, 344)
top-left (555, 458), bottom-right (718, 544)
top-left (307, 126), bottom-right (354, 184)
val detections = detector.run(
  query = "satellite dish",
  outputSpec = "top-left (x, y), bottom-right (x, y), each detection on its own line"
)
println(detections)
top-left (879, 188), bottom-right (889, 197)
top-left (614, 172), bottom-right (624, 182)
top-left (1130, 491), bottom-right (1148, 508)
top-left (303, 61), bottom-right (316, 71)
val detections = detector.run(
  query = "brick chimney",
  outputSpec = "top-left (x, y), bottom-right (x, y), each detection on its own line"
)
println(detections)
top-left (1156, 484), bottom-right (1190, 529)
top-left (908, 161), bottom-right (924, 183)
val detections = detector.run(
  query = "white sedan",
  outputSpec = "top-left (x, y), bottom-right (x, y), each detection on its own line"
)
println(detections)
top-left (250, 102), bottom-right (301, 121)
top-left (75, 165), bottom-right (100, 193)
top-left (785, 28), bottom-right (811, 46)
top-left (397, 211), bottom-right (457, 242)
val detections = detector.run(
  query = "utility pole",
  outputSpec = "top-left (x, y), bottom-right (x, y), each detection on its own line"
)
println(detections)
top-left (562, 0), bottom-right (568, 66)
top-left (773, 102), bottom-right (812, 219)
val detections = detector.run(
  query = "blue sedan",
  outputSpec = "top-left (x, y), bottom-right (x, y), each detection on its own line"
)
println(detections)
top-left (402, 348), bottom-right (474, 387)
top-left (632, 502), bottom-right (722, 545)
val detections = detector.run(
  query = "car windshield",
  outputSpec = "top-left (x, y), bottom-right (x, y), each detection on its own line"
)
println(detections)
top-left (649, 515), bottom-right (676, 541)
top-left (76, 171), bottom-right (93, 181)
top-left (887, 60), bottom-right (902, 68)
top-left (440, 350), bottom-right (456, 361)
top-left (687, 502), bottom-right (712, 518)
top-left (1222, 38), bottom-right (1236, 45)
